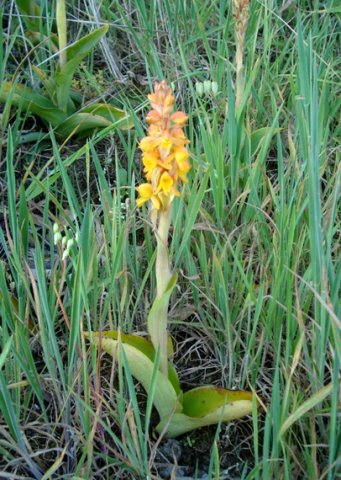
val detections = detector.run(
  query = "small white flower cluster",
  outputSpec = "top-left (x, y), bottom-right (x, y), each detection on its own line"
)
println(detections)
top-left (195, 80), bottom-right (219, 97)
top-left (53, 223), bottom-right (77, 260)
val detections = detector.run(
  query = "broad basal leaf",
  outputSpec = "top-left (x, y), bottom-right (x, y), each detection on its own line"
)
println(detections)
top-left (85, 331), bottom-right (182, 419)
top-left (55, 105), bottom-right (132, 139)
top-left (55, 25), bottom-right (109, 111)
top-left (1, 82), bottom-right (67, 125)
top-left (81, 104), bottom-right (133, 130)
top-left (55, 112), bottom-right (111, 139)
top-left (156, 386), bottom-right (254, 438)
top-left (182, 385), bottom-right (253, 417)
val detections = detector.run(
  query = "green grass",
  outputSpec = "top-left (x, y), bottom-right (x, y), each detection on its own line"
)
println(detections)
top-left (0, 1), bottom-right (340, 478)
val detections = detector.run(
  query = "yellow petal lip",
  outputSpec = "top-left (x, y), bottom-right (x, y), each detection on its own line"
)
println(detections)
top-left (142, 151), bottom-right (158, 171)
top-left (158, 172), bottom-right (174, 194)
top-left (159, 137), bottom-right (172, 147)
top-left (136, 183), bottom-right (162, 209)
top-left (170, 128), bottom-right (190, 145)
top-left (136, 183), bottom-right (153, 200)
top-left (174, 146), bottom-right (189, 164)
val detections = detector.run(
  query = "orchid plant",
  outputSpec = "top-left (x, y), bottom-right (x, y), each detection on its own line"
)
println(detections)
top-left (1, 0), bottom-right (131, 140)
top-left (86, 81), bottom-right (255, 438)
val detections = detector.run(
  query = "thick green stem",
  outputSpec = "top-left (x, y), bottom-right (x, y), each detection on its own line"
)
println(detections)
top-left (56, 0), bottom-right (67, 68)
top-left (156, 207), bottom-right (172, 297)
top-left (150, 205), bottom-right (172, 377)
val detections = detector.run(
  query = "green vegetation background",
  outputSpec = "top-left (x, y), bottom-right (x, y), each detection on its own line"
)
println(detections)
top-left (0, 1), bottom-right (340, 479)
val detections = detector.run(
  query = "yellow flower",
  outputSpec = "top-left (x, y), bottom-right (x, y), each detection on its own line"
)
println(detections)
top-left (174, 146), bottom-right (189, 168)
top-left (158, 172), bottom-right (174, 194)
top-left (142, 151), bottom-right (158, 174)
top-left (158, 136), bottom-right (173, 158)
top-left (140, 136), bottom-right (158, 151)
top-left (136, 183), bottom-right (161, 209)
top-left (178, 166), bottom-right (190, 183)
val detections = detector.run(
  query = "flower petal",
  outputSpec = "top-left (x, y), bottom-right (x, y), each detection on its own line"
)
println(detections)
top-left (146, 109), bottom-right (162, 124)
top-left (170, 111), bottom-right (188, 126)
top-left (158, 172), bottom-right (174, 194)
top-left (140, 136), bottom-right (158, 151)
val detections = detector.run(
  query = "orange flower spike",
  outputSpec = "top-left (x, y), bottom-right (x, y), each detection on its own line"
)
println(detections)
top-left (136, 80), bottom-right (191, 210)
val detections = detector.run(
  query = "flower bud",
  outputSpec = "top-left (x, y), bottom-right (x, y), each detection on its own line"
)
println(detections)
top-left (211, 81), bottom-right (218, 96)
top-left (66, 239), bottom-right (74, 250)
top-left (54, 232), bottom-right (62, 245)
top-left (53, 223), bottom-right (59, 234)
top-left (203, 80), bottom-right (211, 95)
top-left (195, 82), bottom-right (204, 97)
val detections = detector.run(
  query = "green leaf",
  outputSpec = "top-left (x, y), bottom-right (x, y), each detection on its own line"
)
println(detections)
top-left (32, 66), bottom-right (58, 104)
top-left (88, 330), bottom-right (181, 395)
top-left (157, 386), bottom-right (254, 438)
top-left (182, 386), bottom-right (253, 417)
top-left (0, 372), bottom-right (43, 477)
top-left (85, 332), bottom-right (182, 418)
top-left (55, 104), bottom-right (133, 139)
top-left (65, 25), bottom-right (109, 60)
top-left (24, 117), bottom-right (133, 200)
top-left (68, 254), bottom-right (83, 383)
top-left (16, 0), bottom-right (42, 32)
top-left (147, 273), bottom-right (178, 368)
top-left (0, 291), bottom-right (18, 318)
top-left (81, 104), bottom-right (133, 130)
top-left (16, 1), bottom-right (59, 48)
top-left (279, 382), bottom-right (334, 438)
top-left (250, 127), bottom-right (281, 157)
top-left (55, 25), bottom-right (109, 111)
top-left (55, 112), bottom-right (111, 139)
top-left (56, 0), bottom-right (67, 67)
top-left (174, 167), bottom-right (211, 267)
top-left (1, 82), bottom-right (67, 125)
top-left (0, 337), bottom-right (13, 372)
